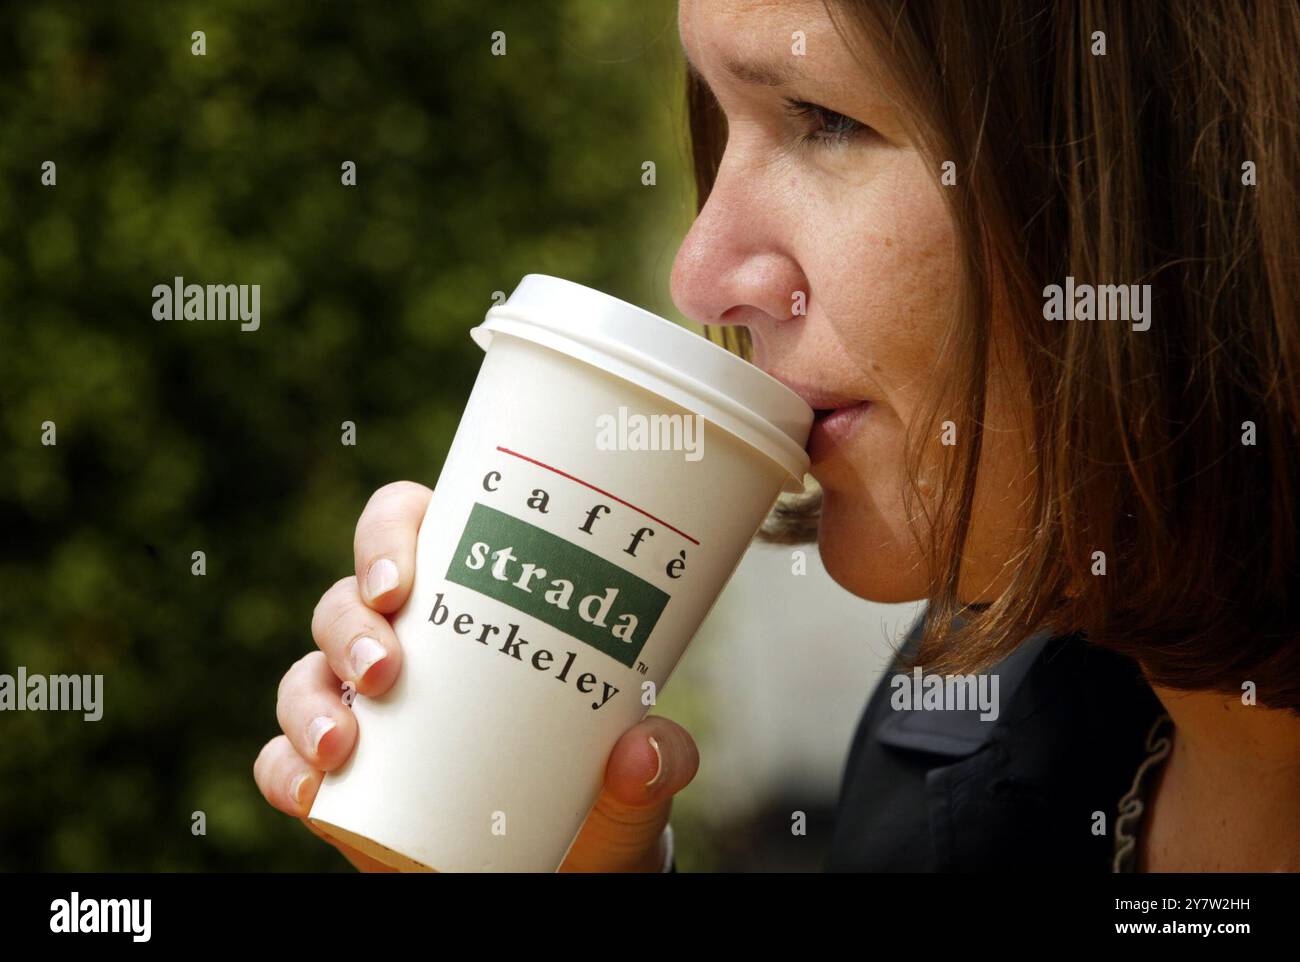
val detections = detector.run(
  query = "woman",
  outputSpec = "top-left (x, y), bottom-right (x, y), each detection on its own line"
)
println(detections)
top-left (254, 0), bottom-right (1300, 871)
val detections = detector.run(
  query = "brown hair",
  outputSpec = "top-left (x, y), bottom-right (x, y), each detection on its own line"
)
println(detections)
top-left (687, 1), bottom-right (1300, 710)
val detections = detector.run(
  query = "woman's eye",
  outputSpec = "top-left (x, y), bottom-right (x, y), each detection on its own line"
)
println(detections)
top-left (781, 97), bottom-right (871, 148)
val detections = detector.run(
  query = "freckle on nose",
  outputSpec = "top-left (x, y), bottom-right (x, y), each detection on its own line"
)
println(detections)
top-left (885, 237), bottom-right (893, 247)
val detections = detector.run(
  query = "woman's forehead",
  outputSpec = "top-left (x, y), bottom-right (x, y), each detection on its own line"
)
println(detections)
top-left (679, 0), bottom-right (891, 103)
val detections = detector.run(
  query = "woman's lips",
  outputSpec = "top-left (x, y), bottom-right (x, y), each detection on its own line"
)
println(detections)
top-left (807, 401), bottom-right (872, 459)
top-left (767, 373), bottom-right (873, 458)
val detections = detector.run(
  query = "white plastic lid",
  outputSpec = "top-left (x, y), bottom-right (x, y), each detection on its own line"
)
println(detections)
top-left (470, 274), bottom-right (812, 493)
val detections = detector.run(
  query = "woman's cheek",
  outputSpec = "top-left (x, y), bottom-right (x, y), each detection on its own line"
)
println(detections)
top-left (816, 456), bottom-right (931, 603)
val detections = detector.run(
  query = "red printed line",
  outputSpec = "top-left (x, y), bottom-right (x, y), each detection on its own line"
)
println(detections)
top-left (495, 446), bottom-right (700, 546)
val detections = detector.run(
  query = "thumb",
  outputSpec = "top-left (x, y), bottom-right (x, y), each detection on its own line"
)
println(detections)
top-left (560, 716), bottom-right (699, 872)
top-left (603, 715), bottom-right (700, 808)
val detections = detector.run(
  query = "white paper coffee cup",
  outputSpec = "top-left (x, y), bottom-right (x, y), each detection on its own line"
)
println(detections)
top-left (308, 274), bottom-right (811, 871)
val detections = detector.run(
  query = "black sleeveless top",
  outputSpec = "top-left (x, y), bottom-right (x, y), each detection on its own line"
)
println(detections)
top-left (824, 612), bottom-right (1164, 871)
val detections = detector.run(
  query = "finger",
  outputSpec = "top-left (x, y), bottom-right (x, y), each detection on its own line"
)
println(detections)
top-left (602, 715), bottom-right (700, 810)
top-left (311, 576), bottom-right (403, 695)
top-left (275, 651), bottom-right (358, 771)
top-left (251, 738), bottom-right (398, 872)
top-left (253, 734), bottom-right (322, 818)
top-left (353, 480), bottom-right (433, 613)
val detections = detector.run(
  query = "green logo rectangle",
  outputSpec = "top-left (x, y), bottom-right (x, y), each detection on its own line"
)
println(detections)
top-left (445, 502), bottom-right (669, 666)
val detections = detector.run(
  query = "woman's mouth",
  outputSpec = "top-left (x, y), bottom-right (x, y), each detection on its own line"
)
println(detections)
top-left (808, 401), bottom-right (872, 458)
top-left (767, 374), bottom-right (875, 460)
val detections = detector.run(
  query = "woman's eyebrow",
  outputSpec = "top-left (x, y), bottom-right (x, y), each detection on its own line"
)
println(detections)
top-left (684, 47), bottom-right (802, 88)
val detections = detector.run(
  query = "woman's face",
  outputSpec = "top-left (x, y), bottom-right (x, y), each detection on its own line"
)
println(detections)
top-left (671, 0), bottom-right (1032, 603)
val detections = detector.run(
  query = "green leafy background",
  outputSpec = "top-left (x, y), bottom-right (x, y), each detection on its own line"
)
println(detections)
top-left (0, 0), bottom-right (752, 871)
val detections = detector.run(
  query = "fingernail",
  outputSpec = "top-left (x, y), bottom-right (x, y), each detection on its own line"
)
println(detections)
top-left (308, 715), bottom-right (336, 754)
top-left (645, 736), bottom-right (665, 789)
top-left (349, 635), bottom-right (388, 680)
top-left (290, 771), bottom-right (311, 805)
top-left (366, 558), bottom-right (399, 601)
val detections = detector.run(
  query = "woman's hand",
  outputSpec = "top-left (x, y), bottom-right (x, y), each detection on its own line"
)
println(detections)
top-left (253, 480), bottom-right (699, 872)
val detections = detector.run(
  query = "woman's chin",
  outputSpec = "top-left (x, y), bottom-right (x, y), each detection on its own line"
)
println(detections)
top-left (815, 493), bottom-right (927, 604)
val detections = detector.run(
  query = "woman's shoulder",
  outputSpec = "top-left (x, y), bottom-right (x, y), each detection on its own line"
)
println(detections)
top-left (826, 611), bottom-right (1164, 871)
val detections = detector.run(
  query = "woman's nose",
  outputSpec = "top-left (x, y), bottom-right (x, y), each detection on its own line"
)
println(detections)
top-left (669, 164), bottom-right (807, 363)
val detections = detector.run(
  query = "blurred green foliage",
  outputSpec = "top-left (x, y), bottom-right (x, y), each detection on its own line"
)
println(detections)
top-left (0, 0), bottom-right (708, 870)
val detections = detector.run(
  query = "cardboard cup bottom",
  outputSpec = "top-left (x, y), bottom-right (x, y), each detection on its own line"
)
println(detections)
top-left (309, 818), bottom-right (440, 872)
